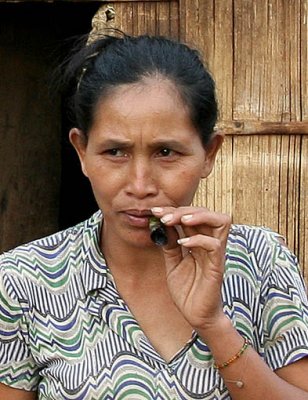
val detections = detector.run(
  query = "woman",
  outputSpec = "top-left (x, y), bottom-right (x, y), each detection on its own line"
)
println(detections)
top-left (0, 34), bottom-right (308, 400)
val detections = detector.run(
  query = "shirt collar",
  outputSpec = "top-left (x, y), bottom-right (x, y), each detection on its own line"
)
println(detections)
top-left (79, 210), bottom-right (108, 294)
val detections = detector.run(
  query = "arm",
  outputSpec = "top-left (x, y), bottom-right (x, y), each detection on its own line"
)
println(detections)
top-left (198, 314), bottom-right (308, 399)
top-left (0, 383), bottom-right (37, 400)
top-left (276, 358), bottom-right (308, 391)
top-left (152, 206), bottom-right (308, 399)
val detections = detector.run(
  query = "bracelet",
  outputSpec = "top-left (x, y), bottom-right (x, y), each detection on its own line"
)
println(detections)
top-left (214, 337), bottom-right (249, 370)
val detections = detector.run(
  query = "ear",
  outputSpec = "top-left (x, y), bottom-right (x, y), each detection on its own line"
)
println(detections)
top-left (69, 128), bottom-right (89, 177)
top-left (201, 132), bottom-right (224, 178)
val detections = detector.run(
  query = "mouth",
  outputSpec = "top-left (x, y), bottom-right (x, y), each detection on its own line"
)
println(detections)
top-left (121, 209), bottom-right (153, 227)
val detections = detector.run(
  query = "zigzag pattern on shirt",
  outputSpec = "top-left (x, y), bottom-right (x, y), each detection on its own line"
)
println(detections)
top-left (38, 351), bottom-right (226, 400)
top-left (0, 211), bottom-right (308, 398)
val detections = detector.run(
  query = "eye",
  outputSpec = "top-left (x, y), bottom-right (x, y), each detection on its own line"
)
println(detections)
top-left (158, 148), bottom-right (174, 157)
top-left (105, 148), bottom-right (126, 157)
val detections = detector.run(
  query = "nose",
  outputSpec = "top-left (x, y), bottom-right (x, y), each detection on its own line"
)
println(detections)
top-left (125, 158), bottom-right (158, 199)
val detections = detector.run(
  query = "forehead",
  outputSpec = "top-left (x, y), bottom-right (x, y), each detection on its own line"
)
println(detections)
top-left (88, 77), bottom-right (203, 148)
top-left (93, 77), bottom-right (190, 125)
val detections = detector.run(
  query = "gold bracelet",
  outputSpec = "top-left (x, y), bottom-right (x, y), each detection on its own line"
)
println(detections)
top-left (214, 337), bottom-right (249, 370)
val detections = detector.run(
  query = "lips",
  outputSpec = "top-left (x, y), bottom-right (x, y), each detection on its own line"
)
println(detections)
top-left (125, 210), bottom-right (152, 217)
top-left (121, 209), bottom-right (153, 227)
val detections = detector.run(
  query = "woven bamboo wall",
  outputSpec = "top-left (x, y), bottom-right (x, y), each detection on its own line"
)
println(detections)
top-left (106, 0), bottom-right (307, 282)
top-left (181, 0), bottom-right (308, 282)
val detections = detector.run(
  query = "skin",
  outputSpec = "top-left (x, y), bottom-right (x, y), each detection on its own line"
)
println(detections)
top-left (2, 76), bottom-right (308, 398)
top-left (0, 383), bottom-right (37, 399)
top-left (71, 79), bottom-right (221, 252)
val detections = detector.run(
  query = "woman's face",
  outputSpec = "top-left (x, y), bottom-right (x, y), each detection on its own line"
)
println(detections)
top-left (70, 78), bottom-right (222, 248)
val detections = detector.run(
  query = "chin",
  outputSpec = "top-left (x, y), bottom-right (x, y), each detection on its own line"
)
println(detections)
top-left (124, 232), bottom-right (157, 249)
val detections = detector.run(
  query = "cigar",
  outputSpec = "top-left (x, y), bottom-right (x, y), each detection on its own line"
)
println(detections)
top-left (149, 216), bottom-right (168, 246)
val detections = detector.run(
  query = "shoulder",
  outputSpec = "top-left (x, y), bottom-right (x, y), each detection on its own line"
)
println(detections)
top-left (226, 224), bottom-right (282, 269)
top-left (225, 224), bottom-right (300, 286)
top-left (226, 224), bottom-right (306, 300)
top-left (0, 210), bottom-right (102, 290)
top-left (227, 224), bottom-right (293, 263)
top-left (228, 224), bottom-right (283, 252)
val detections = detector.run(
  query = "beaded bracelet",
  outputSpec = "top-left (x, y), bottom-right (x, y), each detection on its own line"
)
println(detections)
top-left (214, 337), bottom-right (249, 370)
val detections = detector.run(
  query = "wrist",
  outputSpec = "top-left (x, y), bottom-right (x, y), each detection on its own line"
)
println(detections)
top-left (195, 312), bottom-right (230, 336)
top-left (196, 315), bottom-right (248, 370)
top-left (195, 314), bottom-right (240, 347)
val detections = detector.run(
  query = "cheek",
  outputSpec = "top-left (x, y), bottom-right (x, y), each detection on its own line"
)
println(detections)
top-left (85, 165), bottom-right (120, 202)
top-left (166, 170), bottom-right (202, 204)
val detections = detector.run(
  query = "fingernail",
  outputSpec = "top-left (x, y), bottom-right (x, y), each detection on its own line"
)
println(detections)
top-left (160, 213), bottom-right (173, 223)
top-left (177, 237), bottom-right (190, 245)
top-left (151, 207), bottom-right (163, 213)
top-left (181, 214), bottom-right (193, 222)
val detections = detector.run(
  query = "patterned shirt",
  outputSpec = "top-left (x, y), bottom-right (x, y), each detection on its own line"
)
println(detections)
top-left (0, 210), bottom-right (308, 399)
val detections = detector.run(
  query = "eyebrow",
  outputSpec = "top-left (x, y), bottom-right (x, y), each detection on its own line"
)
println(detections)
top-left (99, 138), bottom-right (188, 151)
top-left (99, 139), bottom-right (133, 148)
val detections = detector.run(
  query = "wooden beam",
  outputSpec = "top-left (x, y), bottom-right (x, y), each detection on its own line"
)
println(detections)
top-left (217, 121), bottom-right (308, 135)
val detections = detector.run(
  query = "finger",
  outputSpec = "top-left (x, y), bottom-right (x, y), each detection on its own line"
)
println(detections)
top-left (152, 207), bottom-right (231, 236)
top-left (151, 206), bottom-right (206, 226)
top-left (177, 212), bottom-right (231, 247)
top-left (151, 207), bottom-right (231, 258)
top-left (177, 235), bottom-right (226, 274)
top-left (178, 234), bottom-right (224, 260)
top-left (180, 212), bottom-right (231, 231)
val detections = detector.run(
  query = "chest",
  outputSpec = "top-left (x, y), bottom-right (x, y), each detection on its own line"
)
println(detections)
top-left (117, 285), bottom-right (195, 362)
top-left (28, 287), bottom-right (230, 400)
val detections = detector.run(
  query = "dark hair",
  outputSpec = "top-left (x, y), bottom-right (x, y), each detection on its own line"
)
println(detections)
top-left (62, 33), bottom-right (218, 146)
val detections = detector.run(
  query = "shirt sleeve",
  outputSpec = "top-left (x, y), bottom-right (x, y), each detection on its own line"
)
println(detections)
top-left (260, 235), bottom-right (308, 371)
top-left (0, 257), bottom-right (40, 391)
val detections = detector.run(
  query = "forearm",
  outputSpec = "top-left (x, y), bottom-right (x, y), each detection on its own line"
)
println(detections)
top-left (197, 317), bottom-right (308, 400)
top-left (0, 383), bottom-right (37, 399)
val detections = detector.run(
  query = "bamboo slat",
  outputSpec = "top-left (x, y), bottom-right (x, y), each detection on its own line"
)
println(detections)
top-left (111, 1), bottom-right (179, 37)
top-left (233, 0), bottom-right (302, 122)
top-left (280, 136), bottom-right (301, 252)
top-left (193, 136), bottom-right (233, 217)
top-left (179, 0), bottom-right (233, 121)
top-left (299, 136), bottom-right (308, 281)
top-left (301, 0), bottom-right (308, 120)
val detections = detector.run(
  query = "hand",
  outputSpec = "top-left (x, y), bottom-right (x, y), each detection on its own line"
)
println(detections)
top-left (151, 206), bottom-right (231, 334)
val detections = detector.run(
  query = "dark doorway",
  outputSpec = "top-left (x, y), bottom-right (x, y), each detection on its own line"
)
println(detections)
top-left (0, 3), bottom-right (99, 251)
